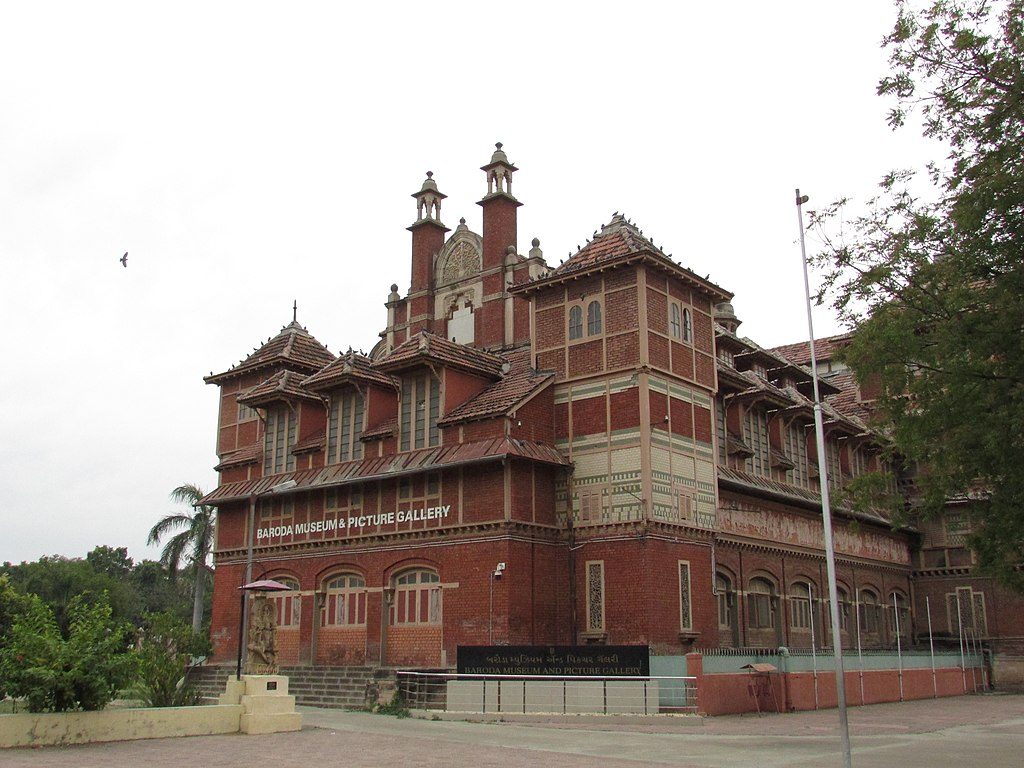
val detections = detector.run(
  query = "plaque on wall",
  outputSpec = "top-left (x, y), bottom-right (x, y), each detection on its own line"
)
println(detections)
top-left (457, 645), bottom-right (650, 676)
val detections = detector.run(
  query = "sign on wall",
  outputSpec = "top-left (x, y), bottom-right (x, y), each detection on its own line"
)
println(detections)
top-left (457, 645), bottom-right (650, 677)
top-left (255, 504), bottom-right (453, 544)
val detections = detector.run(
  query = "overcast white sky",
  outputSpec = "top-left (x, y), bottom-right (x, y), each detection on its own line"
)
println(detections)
top-left (0, 1), bottom-right (939, 565)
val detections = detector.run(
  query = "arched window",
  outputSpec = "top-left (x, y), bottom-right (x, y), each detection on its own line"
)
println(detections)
top-left (391, 569), bottom-right (441, 625)
top-left (747, 577), bottom-right (777, 629)
top-left (716, 573), bottom-right (736, 630)
top-left (568, 305), bottom-right (583, 340)
top-left (835, 586), bottom-right (852, 632)
top-left (858, 588), bottom-right (881, 634)
top-left (790, 582), bottom-right (813, 630)
top-left (587, 301), bottom-right (602, 336)
top-left (889, 591), bottom-right (911, 640)
top-left (322, 573), bottom-right (366, 626)
top-left (682, 308), bottom-right (692, 342)
top-left (670, 303), bottom-right (682, 339)
top-left (269, 576), bottom-right (301, 628)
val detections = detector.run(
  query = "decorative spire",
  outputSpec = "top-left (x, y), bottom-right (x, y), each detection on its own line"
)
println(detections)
top-left (411, 170), bottom-right (447, 225)
top-left (480, 141), bottom-right (519, 198)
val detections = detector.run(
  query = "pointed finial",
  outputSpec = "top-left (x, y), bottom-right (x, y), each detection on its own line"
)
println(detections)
top-left (460, 217), bottom-right (466, 225)
top-left (495, 142), bottom-right (503, 150)
top-left (426, 170), bottom-right (433, 178)
top-left (292, 300), bottom-right (297, 323)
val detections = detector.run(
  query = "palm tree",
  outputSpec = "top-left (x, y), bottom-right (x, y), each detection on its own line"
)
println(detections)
top-left (148, 483), bottom-right (215, 634)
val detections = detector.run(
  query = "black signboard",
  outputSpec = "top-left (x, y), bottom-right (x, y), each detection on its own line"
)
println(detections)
top-left (457, 645), bottom-right (649, 677)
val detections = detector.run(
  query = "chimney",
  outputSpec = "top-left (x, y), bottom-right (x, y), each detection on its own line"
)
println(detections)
top-left (408, 171), bottom-right (449, 295)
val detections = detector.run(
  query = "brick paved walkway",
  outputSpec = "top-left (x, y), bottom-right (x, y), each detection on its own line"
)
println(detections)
top-left (2, 693), bottom-right (1022, 767)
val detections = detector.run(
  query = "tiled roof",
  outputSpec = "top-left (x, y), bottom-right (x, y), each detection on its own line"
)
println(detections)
top-left (438, 347), bottom-right (553, 426)
top-left (361, 417), bottom-right (398, 441)
top-left (768, 334), bottom-right (851, 367)
top-left (236, 370), bottom-right (322, 406)
top-left (291, 431), bottom-right (325, 455)
top-left (199, 437), bottom-right (570, 506)
top-left (214, 442), bottom-right (262, 471)
top-left (823, 371), bottom-right (876, 425)
top-left (374, 331), bottom-right (506, 378)
top-left (718, 466), bottom-right (892, 526)
top-left (205, 321), bottom-right (336, 384)
top-left (303, 351), bottom-right (400, 392)
top-left (513, 214), bottom-right (732, 301)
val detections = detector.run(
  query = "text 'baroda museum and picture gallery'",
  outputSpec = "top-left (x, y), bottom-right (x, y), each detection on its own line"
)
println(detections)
top-left (199, 144), bottom-right (1022, 672)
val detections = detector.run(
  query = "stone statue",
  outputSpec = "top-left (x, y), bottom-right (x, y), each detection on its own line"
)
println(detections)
top-left (245, 593), bottom-right (279, 674)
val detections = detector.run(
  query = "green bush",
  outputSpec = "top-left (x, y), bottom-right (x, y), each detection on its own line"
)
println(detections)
top-left (0, 593), bottom-right (134, 712)
top-left (131, 611), bottom-right (210, 708)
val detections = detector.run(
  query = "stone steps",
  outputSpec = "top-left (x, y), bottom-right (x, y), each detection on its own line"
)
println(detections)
top-left (191, 665), bottom-right (395, 711)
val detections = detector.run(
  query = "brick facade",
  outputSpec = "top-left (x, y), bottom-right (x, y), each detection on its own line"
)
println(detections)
top-left (201, 145), bottom-right (1021, 672)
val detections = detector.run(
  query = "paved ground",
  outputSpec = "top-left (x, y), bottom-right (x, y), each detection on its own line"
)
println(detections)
top-left (3, 693), bottom-right (1023, 767)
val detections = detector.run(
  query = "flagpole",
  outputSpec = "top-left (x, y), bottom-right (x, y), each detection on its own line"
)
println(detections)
top-left (796, 189), bottom-right (853, 768)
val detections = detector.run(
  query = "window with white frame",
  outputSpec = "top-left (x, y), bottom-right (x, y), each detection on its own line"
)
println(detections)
top-left (670, 302), bottom-right (682, 339)
top-left (400, 374), bottom-right (440, 452)
top-left (321, 573), bottom-right (367, 626)
top-left (678, 561), bottom-right (693, 631)
top-left (390, 569), bottom-right (441, 625)
top-left (327, 390), bottom-right (365, 463)
top-left (263, 406), bottom-right (297, 475)
top-left (586, 561), bottom-right (605, 632)
top-left (269, 577), bottom-right (301, 628)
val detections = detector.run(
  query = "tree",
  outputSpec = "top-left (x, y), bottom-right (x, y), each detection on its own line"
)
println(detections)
top-left (86, 545), bottom-right (134, 579)
top-left (131, 612), bottom-right (211, 707)
top-left (811, 0), bottom-right (1024, 588)
top-left (0, 593), bottom-right (135, 712)
top-left (148, 484), bottom-right (216, 633)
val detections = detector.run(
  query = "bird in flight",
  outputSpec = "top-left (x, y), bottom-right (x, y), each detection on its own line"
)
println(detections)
top-left (120, 252), bottom-right (128, 268)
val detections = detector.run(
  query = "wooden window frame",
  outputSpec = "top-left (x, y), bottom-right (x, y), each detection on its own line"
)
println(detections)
top-left (321, 573), bottom-right (367, 627)
top-left (390, 569), bottom-right (442, 626)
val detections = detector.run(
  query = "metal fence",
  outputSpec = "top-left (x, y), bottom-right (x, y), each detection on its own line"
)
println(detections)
top-left (396, 671), bottom-right (698, 715)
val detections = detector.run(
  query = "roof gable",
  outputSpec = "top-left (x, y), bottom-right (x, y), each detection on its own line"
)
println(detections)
top-left (206, 321), bottom-right (336, 384)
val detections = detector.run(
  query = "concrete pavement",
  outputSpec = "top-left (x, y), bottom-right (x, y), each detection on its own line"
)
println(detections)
top-left (2, 693), bottom-right (1022, 767)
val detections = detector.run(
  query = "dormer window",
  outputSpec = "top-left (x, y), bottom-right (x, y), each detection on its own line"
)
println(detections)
top-left (327, 390), bottom-right (365, 463)
top-left (400, 373), bottom-right (440, 451)
top-left (264, 406), bottom-right (296, 475)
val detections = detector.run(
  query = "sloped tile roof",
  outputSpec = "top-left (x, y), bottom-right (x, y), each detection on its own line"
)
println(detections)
top-left (214, 442), bottom-right (263, 471)
top-left (236, 370), bottom-right (322, 406)
top-left (512, 214), bottom-right (731, 301)
top-left (768, 334), bottom-right (851, 367)
top-left (361, 417), bottom-right (398, 441)
top-left (291, 431), bottom-right (326, 455)
top-left (823, 371), bottom-right (876, 424)
top-left (374, 331), bottom-right (506, 378)
top-left (438, 347), bottom-right (553, 426)
top-left (206, 321), bottom-right (336, 384)
top-left (199, 437), bottom-right (570, 506)
top-left (303, 351), bottom-right (400, 392)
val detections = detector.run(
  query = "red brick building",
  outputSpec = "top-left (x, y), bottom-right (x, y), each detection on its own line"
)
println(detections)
top-left (201, 145), bottom-right (1006, 670)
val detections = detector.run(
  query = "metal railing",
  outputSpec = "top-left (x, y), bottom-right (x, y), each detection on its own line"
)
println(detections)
top-left (396, 671), bottom-right (697, 715)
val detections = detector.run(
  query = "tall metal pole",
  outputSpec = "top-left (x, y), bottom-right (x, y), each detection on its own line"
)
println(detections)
top-left (892, 593), bottom-right (904, 701)
top-left (926, 596), bottom-right (937, 697)
top-left (796, 190), bottom-right (853, 767)
top-left (956, 591), bottom-right (967, 692)
top-left (809, 586), bottom-right (819, 710)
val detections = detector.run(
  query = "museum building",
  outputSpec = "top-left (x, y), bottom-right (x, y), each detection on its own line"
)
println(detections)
top-left (200, 145), bottom-right (1003, 670)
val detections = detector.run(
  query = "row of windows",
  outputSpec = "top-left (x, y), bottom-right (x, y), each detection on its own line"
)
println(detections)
top-left (566, 300), bottom-right (693, 343)
top-left (262, 569), bottom-right (442, 629)
top-left (715, 574), bottom-right (911, 637)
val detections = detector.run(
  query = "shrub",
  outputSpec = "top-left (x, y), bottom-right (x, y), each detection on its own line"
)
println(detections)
top-left (0, 593), bottom-right (134, 712)
top-left (131, 611), bottom-right (211, 708)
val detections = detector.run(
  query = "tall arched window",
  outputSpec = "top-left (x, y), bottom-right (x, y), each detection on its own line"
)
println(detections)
top-left (269, 576), bottom-right (301, 628)
top-left (889, 591), bottom-right (910, 640)
top-left (322, 573), bottom-right (366, 626)
top-left (835, 586), bottom-right (852, 632)
top-left (670, 303), bottom-right (682, 339)
top-left (568, 305), bottom-right (583, 340)
top-left (587, 301), bottom-right (602, 335)
top-left (858, 588), bottom-right (881, 634)
top-left (391, 569), bottom-right (441, 625)
top-left (747, 577), bottom-right (778, 629)
top-left (790, 582), bottom-right (813, 630)
top-left (716, 573), bottom-right (736, 630)
top-left (682, 309), bottom-right (692, 342)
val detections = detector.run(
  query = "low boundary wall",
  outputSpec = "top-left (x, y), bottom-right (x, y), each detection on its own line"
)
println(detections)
top-left (0, 704), bottom-right (242, 748)
top-left (675, 651), bottom-right (986, 716)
